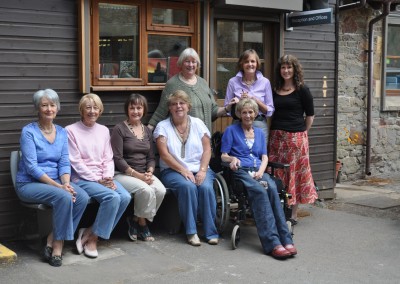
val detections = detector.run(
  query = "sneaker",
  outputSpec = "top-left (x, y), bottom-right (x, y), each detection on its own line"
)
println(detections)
top-left (127, 216), bottom-right (138, 241)
top-left (48, 255), bottom-right (62, 267)
top-left (187, 234), bottom-right (201, 246)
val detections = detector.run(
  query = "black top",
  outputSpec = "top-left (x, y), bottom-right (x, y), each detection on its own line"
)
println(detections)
top-left (270, 85), bottom-right (314, 132)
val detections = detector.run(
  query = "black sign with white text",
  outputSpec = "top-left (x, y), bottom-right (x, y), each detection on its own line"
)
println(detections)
top-left (288, 8), bottom-right (333, 27)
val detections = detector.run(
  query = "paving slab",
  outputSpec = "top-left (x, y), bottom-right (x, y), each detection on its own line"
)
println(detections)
top-left (346, 194), bottom-right (400, 209)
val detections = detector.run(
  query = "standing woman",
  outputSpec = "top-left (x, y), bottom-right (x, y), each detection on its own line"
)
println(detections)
top-left (154, 90), bottom-right (219, 246)
top-left (224, 49), bottom-right (274, 142)
top-left (66, 94), bottom-right (131, 258)
top-left (111, 94), bottom-right (166, 242)
top-left (15, 89), bottom-right (89, 267)
top-left (268, 54), bottom-right (318, 224)
top-left (148, 47), bottom-right (236, 132)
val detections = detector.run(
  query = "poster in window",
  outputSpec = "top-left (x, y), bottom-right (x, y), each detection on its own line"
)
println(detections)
top-left (168, 56), bottom-right (180, 79)
top-left (119, 61), bottom-right (137, 78)
top-left (101, 63), bottom-right (119, 78)
top-left (148, 58), bottom-right (167, 83)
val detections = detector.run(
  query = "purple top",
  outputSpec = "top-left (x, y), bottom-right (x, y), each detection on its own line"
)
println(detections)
top-left (224, 70), bottom-right (274, 117)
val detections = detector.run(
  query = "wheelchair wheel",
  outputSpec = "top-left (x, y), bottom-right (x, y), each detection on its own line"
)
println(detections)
top-left (286, 220), bottom-right (294, 236)
top-left (213, 172), bottom-right (230, 234)
top-left (231, 224), bottom-right (240, 250)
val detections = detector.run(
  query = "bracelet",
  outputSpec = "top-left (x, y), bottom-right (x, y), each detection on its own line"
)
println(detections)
top-left (130, 170), bottom-right (134, 176)
top-left (200, 167), bottom-right (206, 172)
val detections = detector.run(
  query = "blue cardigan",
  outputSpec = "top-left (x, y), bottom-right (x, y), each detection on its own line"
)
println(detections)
top-left (221, 123), bottom-right (267, 168)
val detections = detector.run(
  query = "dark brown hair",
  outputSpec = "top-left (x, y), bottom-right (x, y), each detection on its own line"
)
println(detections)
top-left (274, 54), bottom-right (304, 91)
top-left (124, 93), bottom-right (148, 117)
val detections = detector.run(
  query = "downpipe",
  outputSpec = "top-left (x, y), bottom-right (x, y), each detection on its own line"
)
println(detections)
top-left (366, 2), bottom-right (391, 176)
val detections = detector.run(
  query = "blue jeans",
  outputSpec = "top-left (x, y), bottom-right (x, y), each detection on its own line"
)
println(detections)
top-left (76, 179), bottom-right (131, 239)
top-left (15, 181), bottom-right (89, 241)
top-left (232, 169), bottom-right (293, 254)
top-left (160, 168), bottom-right (219, 240)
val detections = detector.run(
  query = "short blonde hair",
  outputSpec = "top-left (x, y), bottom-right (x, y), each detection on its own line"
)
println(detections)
top-left (167, 90), bottom-right (192, 110)
top-left (235, 98), bottom-right (259, 118)
top-left (78, 93), bottom-right (104, 117)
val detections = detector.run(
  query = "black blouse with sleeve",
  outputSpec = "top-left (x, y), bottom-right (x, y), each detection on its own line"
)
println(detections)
top-left (270, 85), bottom-right (314, 133)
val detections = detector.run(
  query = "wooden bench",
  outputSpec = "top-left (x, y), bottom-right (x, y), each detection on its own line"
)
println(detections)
top-left (10, 150), bottom-right (182, 238)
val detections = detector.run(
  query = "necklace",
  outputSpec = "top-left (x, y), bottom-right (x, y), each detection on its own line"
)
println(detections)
top-left (243, 78), bottom-right (256, 86)
top-left (171, 117), bottom-right (191, 158)
top-left (179, 73), bottom-right (197, 85)
top-left (242, 127), bottom-right (257, 168)
top-left (127, 121), bottom-right (145, 141)
top-left (38, 122), bottom-right (54, 135)
top-left (282, 86), bottom-right (294, 92)
top-left (175, 123), bottom-right (187, 137)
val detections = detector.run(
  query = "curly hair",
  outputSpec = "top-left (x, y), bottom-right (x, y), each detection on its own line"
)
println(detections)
top-left (274, 54), bottom-right (304, 91)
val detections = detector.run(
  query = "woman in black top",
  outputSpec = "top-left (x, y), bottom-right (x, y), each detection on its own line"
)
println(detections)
top-left (268, 54), bottom-right (318, 224)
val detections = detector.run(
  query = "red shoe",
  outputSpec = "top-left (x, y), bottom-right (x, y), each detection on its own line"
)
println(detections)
top-left (285, 244), bottom-right (297, 256)
top-left (270, 245), bottom-right (291, 259)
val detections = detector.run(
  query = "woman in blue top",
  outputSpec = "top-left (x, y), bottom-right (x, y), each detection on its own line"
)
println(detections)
top-left (220, 98), bottom-right (296, 260)
top-left (15, 89), bottom-right (89, 267)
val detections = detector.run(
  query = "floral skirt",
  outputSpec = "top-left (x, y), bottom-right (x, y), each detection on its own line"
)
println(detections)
top-left (268, 130), bottom-right (318, 205)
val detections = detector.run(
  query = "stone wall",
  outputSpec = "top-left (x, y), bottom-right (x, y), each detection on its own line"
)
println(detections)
top-left (338, 7), bottom-right (400, 182)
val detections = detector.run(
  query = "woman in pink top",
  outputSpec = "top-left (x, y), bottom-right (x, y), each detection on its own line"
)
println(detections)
top-left (66, 94), bottom-right (131, 259)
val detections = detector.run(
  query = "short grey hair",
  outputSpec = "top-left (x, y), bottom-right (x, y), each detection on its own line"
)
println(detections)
top-left (177, 47), bottom-right (201, 68)
top-left (33, 89), bottom-right (61, 111)
top-left (235, 98), bottom-right (259, 118)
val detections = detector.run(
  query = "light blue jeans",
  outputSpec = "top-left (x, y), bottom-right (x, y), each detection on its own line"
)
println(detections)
top-left (75, 179), bottom-right (131, 239)
top-left (232, 168), bottom-right (293, 254)
top-left (15, 181), bottom-right (89, 241)
top-left (160, 168), bottom-right (219, 240)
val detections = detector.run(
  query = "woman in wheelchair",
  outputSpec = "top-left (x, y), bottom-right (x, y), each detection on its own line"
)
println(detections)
top-left (154, 90), bottom-right (219, 246)
top-left (221, 98), bottom-right (297, 259)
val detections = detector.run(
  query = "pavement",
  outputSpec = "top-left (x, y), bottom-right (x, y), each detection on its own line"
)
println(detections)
top-left (1, 177), bottom-right (400, 283)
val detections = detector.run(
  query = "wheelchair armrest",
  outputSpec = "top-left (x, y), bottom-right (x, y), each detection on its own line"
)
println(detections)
top-left (221, 161), bottom-right (230, 168)
top-left (267, 161), bottom-right (290, 169)
top-left (221, 161), bottom-right (289, 170)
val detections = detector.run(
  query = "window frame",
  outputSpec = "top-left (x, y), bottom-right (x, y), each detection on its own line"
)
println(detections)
top-left (146, 0), bottom-right (195, 33)
top-left (381, 13), bottom-right (400, 111)
top-left (89, 0), bottom-right (198, 91)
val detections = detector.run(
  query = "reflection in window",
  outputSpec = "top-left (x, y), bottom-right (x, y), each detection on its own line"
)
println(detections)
top-left (384, 18), bottom-right (400, 109)
top-left (152, 8), bottom-right (188, 26)
top-left (147, 35), bottom-right (189, 83)
top-left (243, 22), bottom-right (264, 57)
top-left (99, 3), bottom-right (138, 79)
top-left (215, 20), bottom-right (265, 99)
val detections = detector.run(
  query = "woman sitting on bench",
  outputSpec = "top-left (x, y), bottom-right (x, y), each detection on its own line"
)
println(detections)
top-left (111, 94), bottom-right (166, 242)
top-left (15, 89), bottom-right (90, 267)
top-left (66, 94), bottom-right (131, 259)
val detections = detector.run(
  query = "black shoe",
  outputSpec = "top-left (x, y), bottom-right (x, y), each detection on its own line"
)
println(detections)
top-left (48, 255), bottom-right (62, 267)
top-left (43, 246), bottom-right (52, 261)
top-left (127, 216), bottom-right (138, 241)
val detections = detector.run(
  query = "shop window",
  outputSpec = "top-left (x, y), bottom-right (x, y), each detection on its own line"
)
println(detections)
top-left (89, 0), bottom-right (197, 89)
top-left (382, 14), bottom-right (400, 110)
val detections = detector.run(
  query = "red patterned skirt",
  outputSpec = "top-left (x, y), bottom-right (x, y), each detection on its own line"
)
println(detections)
top-left (268, 130), bottom-right (318, 206)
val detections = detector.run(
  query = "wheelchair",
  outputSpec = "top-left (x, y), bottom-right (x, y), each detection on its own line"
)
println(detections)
top-left (211, 132), bottom-right (293, 250)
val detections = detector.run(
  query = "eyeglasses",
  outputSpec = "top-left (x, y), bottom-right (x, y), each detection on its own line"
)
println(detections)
top-left (170, 101), bottom-right (187, 107)
top-left (85, 106), bottom-right (100, 111)
top-left (183, 60), bottom-right (197, 65)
